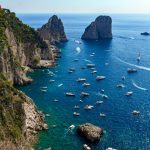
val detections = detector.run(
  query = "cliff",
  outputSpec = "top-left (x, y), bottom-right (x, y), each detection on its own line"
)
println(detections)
top-left (0, 9), bottom-right (51, 149)
top-left (38, 15), bottom-right (68, 44)
top-left (81, 16), bottom-right (112, 40)
top-left (0, 9), bottom-right (54, 85)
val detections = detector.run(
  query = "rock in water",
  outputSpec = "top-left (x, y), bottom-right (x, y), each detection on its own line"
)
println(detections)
top-left (77, 123), bottom-right (103, 142)
top-left (38, 15), bottom-right (68, 44)
top-left (82, 16), bottom-right (112, 40)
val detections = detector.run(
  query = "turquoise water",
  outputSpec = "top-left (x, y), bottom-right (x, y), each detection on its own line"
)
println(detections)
top-left (17, 14), bottom-right (150, 150)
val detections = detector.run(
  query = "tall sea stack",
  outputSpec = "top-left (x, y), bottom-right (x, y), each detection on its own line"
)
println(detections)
top-left (38, 15), bottom-right (68, 44)
top-left (82, 16), bottom-right (112, 40)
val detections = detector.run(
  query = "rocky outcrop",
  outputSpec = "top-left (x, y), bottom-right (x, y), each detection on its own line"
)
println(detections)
top-left (82, 16), bottom-right (112, 40)
top-left (141, 32), bottom-right (150, 36)
top-left (77, 123), bottom-right (103, 142)
top-left (38, 15), bottom-right (68, 44)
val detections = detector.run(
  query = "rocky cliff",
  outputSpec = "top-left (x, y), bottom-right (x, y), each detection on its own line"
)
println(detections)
top-left (0, 8), bottom-right (53, 149)
top-left (38, 15), bottom-right (68, 44)
top-left (0, 9), bottom-right (54, 85)
top-left (82, 16), bottom-right (112, 40)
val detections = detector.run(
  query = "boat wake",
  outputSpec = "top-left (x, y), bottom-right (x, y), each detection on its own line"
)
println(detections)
top-left (116, 35), bottom-right (135, 40)
top-left (83, 59), bottom-right (93, 63)
top-left (115, 56), bottom-right (150, 71)
top-left (76, 47), bottom-right (81, 54)
top-left (132, 80), bottom-right (148, 91)
top-left (47, 70), bottom-right (56, 76)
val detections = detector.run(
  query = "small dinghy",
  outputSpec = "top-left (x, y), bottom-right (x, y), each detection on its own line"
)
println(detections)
top-left (127, 68), bottom-right (137, 73)
top-left (102, 94), bottom-right (108, 99)
top-left (86, 64), bottom-right (95, 68)
top-left (77, 78), bottom-right (86, 82)
top-left (69, 124), bottom-right (75, 130)
top-left (66, 92), bottom-right (75, 96)
top-left (91, 70), bottom-right (97, 74)
top-left (74, 105), bottom-right (80, 109)
top-left (125, 91), bottom-right (133, 96)
top-left (117, 84), bottom-right (125, 88)
top-left (49, 79), bottom-right (55, 83)
top-left (73, 112), bottom-right (80, 116)
top-left (132, 110), bottom-right (140, 115)
top-left (82, 83), bottom-right (90, 87)
top-left (69, 68), bottom-right (75, 71)
top-left (96, 76), bottom-right (106, 80)
top-left (137, 52), bottom-right (141, 62)
top-left (81, 92), bottom-right (90, 97)
top-left (53, 99), bottom-right (59, 102)
top-left (84, 105), bottom-right (94, 110)
top-left (41, 89), bottom-right (47, 93)
top-left (96, 101), bottom-right (103, 104)
top-left (101, 89), bottom-right (105, 93)
top-left (100, 113), bottom-right (106, 117)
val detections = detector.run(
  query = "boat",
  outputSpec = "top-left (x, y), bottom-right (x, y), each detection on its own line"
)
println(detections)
top-left (116, 84), bottom-right (125, 88)
top-left (125, 91), bottom-right (133, 96)
top-left (58, 84), bottom-right (63, 87)
top-left (106, 148), bottom-right (117, 150)
top-left (74, 105), bottom-right (80, 109)
top-left (68, 70), bottom-right (73, 73)
top-left (100, 113), bottom-right (106, 117)
top-left (86, 64), bottom-right (95, 68)
top-left (66, 92), bottom-right (75, 96)
top-left (75, 40), bottom-right (82, 44)
top-left (132, 110), bottom-right (140, 115)
top-left (41, 89), bottom-right (47, 93)
top-left (83, 144), bottom-right (91, 150)
top-left (91, 70), bottom-right (97, 74)
top-left (82, 83), bottom-right (90, 87)
top-left (69, 124), bottom-right (75, 130)
top-left (53, 99), bottom-right (59, 102)
top-left (74, 59), bottom-right (79, 61)
top-left (96, 101), bottom-right (103, 104)
top-left (73, 112), bottom-right (80, 116)
top-left (80, 92), bottom-right (90, 97)
top-left (77, 78), bottom-right (86, 82)
top-left (102, 94), bottom-right (108, 99)
top-left (137, 52), bottom-right (141, 62)
top-left (84, 105), bottom-right (94, 110)
top-left (49, 79), bottom-right (55, 83)
top-left (41, 86), bottom-right (47, 89)
top-left (101, 89), bottom-right (105, 93)
top-left (69, 68), bottom-right (75, 71)
top-left (127, 68), bottom-right (137, 73)
top-left (96, 76), bottom-right (106, 80)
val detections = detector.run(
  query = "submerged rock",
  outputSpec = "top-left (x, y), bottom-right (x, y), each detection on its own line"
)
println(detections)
top-left (77, 123), bottom-right (103, 142)
top-left (82, 16), bottom-right (112, 40)
top-left (38, 15), bottom-right (68, 44)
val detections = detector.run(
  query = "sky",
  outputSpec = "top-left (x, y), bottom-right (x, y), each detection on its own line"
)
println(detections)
top-left (0, 0), bottom-right (150, 14)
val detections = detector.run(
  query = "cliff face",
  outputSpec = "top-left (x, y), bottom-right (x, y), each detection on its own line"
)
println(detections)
top-left (0, 9), bottom-right (53, 85)
top-left (82, 16), bottom-right (112, 40)
top-left (38, 15), bottom-right (68, 44)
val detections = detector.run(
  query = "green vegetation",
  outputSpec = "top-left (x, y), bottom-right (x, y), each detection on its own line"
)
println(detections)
top-left (0, 8), bottom-right (48, 54)
top-left (0, 73), bottom-right (26, 141)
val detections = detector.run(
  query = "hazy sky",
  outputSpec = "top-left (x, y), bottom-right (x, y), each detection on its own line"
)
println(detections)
top-left (0, 0), bottom-right (150, 14)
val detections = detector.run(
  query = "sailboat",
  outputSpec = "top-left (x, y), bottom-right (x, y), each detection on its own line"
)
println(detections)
top-left (137, 52), bottom-right (141, 62)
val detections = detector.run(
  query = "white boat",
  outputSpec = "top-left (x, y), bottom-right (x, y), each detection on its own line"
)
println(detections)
top-left (77, 78), bottom-right (86, 82)
top-left (81, 92), bottom-right (90, 97)
top-left (75, 40), bottom-right (82, 44)
top-left (102, 94), bottom-right (108, 99)
top-left (125, 91), bottom-right (133, 96)
top-left (101, 89), bottom-right (105, 93)
top-left (96, 76), bottom-right (106, 80)
top-left (91, 70), bottom-right (97, 74)
top-left (69, 68), bottom-right (75, 71)
top-left (49, 79), bottom-right (55, 83)
top-left (53, 99), bottom-right (59, 102)
top-left (66, 92), bottom-right (75, 96)
top-left (41, 86), bottom-right (47, 89)
top-left (86, 64), bottom-right (95, 68)
top-left (84, 105), bottom-right (94, 110)
top-left (100, 113), bottom-right (106, 117)
top-left (132, 110), bottom-right (140, 115)
top-left (58, 84), bottom-right (63, 87)
top-left (69, 124), bottom-right (75, 130)
top-left (68, 70), bottom-right (73, 73)
top-left (116, 84), bottom-right (125, 88)
top-left (73, 112), bottom-right (80, 116)
top-left (41, 89), bottom-right (47, 92)
top-left (96, 101), bottom-right (103, 104)
top-left (82, 83), bottom-right (90, 87)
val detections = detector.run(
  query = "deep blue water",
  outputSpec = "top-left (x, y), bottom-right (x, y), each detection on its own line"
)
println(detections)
top-left (17, 14), bottom-right (150, 150)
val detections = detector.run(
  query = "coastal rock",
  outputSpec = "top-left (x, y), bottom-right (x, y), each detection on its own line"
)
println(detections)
top-left (38, 15), bottom-right (68, 44)
top-left (82, 16), bottom-right (112, 40)
top-left (141, 32), bottom-right (150, 36)
top-left (77, 123), bottom-right (103, 142)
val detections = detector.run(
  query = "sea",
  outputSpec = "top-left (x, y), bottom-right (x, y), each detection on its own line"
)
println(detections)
top-left (16, 13), bottom-right (150, 150)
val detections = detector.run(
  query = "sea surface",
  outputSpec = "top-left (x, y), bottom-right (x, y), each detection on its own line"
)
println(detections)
top-left (17, 14), bottom-right (150, 150)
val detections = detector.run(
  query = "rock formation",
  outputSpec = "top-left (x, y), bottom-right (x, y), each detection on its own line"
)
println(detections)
top-left (77, 123), bottom-right (103, 142)
top-left (141, 32), bottom-right (150, 36)
top-left (82, 16), bottom-right (112, 40)
top-left (38, 15), bottom-right (68, 44)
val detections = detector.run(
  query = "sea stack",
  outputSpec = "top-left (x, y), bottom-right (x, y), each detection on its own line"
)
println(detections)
top-left (38, 15), bottom-right (68, 44)
top-left (81, 16), bottom-right (112, 40)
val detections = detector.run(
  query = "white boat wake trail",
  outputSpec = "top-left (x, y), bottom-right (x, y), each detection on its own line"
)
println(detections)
top-left (115, 56), bottom-right (150, 71)
top-left (83, 59), bottom-right (93, 63)
top-left (132, 80), bottom-right (148, 91)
